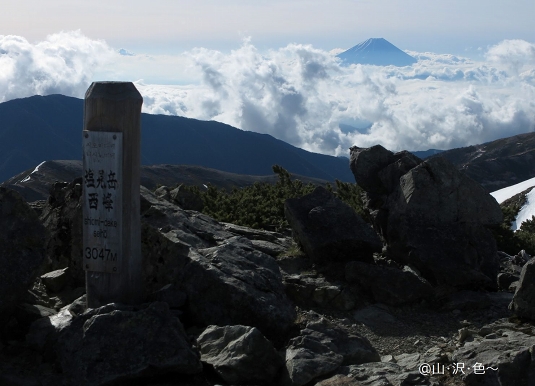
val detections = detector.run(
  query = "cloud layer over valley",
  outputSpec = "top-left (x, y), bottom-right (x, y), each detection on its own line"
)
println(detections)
top-left (1, 31), bottom-right (534, 155)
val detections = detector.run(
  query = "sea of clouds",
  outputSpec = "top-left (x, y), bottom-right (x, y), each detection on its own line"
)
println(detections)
top-left (1, 30), bottom-right (534, 156)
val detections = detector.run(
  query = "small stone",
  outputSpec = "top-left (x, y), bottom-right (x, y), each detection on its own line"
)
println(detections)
top-left (478, 326), bottom-right (493, 336)
top-left (485, 333), bottom-right (498, 339)
top-left (40, 268), bottom-right (69, 293)
top-left (458, 328), bottom-right (473, 343)
top-left (382, 355), bottom-right (394, 362)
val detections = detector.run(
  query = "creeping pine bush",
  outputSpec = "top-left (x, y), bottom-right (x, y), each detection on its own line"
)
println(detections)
top-left (174, 165), bottom-right (369, 232)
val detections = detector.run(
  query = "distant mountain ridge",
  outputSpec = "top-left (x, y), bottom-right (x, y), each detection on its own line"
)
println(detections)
top-left (1, 160), bottom-right (331, 202)
top-left (0, 94), bottom-right (354, 184)
top-left (337, 38), bottom-right (417, 67)
top-left (430, 132), bottom-right (535, 191)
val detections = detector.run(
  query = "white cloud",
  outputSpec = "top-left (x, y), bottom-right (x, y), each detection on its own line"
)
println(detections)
top-left (0, 32), bottom-right (534, 157)
top-left (0, 30), bottom-right (114, 102)
top-left (138, 38), bottom-right (535, 154)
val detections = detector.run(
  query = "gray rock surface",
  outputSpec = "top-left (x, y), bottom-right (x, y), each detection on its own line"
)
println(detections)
top-left (197, 325), bottom-right (282, 385)
top-left (345, 261), bottom-right (433, 306)
top-left (285, 314), bottom-right (379, 386)
top-left (0, 188), bottom-right (47, 325)
top-left (510, 257), bottom-right (535, 321)
top-left (40, 267), bottom-right (70, 293)
top-left (55, 302), bottom-right (201, 385)
top-left (284, 186), bottom-right (382, 264)
top-left (335, 362), bottom-right (431, 386)
top-left (452, 330), bottom-right (535, 386)
top-left (181, 237), bottom-right (296, 341)
top-left (286, 331), bottom-right (344, 386)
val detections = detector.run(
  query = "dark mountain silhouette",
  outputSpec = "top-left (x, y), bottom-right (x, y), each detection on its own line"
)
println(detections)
top-left (0, 94), bottom-right (353, 184)
top-left (337, 38), bottom-right (417, 67)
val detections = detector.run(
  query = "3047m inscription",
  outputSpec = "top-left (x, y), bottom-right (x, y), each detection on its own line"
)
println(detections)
top-left (82, 131), bottom-right (123, 273)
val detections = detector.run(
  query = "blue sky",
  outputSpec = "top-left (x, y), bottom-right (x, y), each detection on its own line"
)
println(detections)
top-left (3, 0), bottom-right (533, 56)
top-left (0, 0), bottom-right (534, 154)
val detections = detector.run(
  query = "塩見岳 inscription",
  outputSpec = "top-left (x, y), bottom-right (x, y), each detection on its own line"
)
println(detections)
top-left (83, 131), bottom-right (123, 273)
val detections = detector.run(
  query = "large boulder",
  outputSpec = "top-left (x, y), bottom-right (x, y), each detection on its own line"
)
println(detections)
top-left (29, 302), bottom-right (202, 385)
top-left (180, 237), bottom-right (296, 342)
top-left (197, 325), bottom-right (282, 385)
top-left (349, 145), bottom-right (503, 289)
top-left (0, 188), bottom-right (47, 325)
top-left (284, 186), bottom-right (382, 264)
top-left (510, 257), bottom-right (535, 321)
top-left (284, 314), bottom-right (379, 386)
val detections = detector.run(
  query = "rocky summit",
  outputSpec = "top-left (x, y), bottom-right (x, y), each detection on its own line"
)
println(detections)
top-left (2, 148), bottom-right (535, 386)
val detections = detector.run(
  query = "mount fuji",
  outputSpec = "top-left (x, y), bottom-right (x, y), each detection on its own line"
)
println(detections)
top-left (337, 38), bottom-right (417, 67)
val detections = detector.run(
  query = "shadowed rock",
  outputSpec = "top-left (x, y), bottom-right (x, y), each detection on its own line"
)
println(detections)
top-left (51, 302), bottom-right (201, 385)
top-left (350, 145), bottom-right (503, 290)
top-left (284, 186), bottom-right (382, 264)
top-left (197, 325), bottom-right (282, 385)
top-left (0, 188), bottom-right (47, 327)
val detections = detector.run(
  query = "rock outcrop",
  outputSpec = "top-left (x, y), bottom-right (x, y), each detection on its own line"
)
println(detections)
top-left (350, 145), bottom-right (503, 290)
top-left (284, 186), bottom-right (382, 264)
top-left (0, 188), bottom-right (47, 329)
top-left (3, 158), bottom-right (535, 386)
top-left (29, 301), bottom-right (202, 385)
top-left (509, 257), bottom-right (535, 321)
top-left (197, 325), bottom-right (282, 385)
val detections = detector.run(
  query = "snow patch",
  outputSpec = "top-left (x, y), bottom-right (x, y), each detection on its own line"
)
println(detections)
top-left (512, 188), bottom-right (535, 231)
top-left (19, 161), bottom-right (46, 183)
top-left (490, 177), bottom-right (535, 204)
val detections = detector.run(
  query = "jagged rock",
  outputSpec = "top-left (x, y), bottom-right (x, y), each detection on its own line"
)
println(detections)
top-left (197, 325), bottom-right (282, 385)
top-left (140, 186), bottom-right (235, 249)
top-left (315, 374), bottom-right (363, 385)
top-left (350, 146), bottom-right (502, 290)
top-left (147, 284), bottom-right (187, 309)
top-left (29, 302), bottom-right (202, 385)
top-left (0, 188), bottom-right (47, 326)
top-left (222, 222), bottom-right (293, 256)
top-left (170, 184), bottom-right (204, 211)
top-left (349, 145), bottom-right (400, 194)
top-left (304, 316), bottom-right (380, 366)
top-left (40, 268), bottom-right (70, 293)
top-left (285, 331), bottom-right (344, 386)
top-left (452, 330), bottom-right (535, 386)
top-left (39, 179), bottom-right (84, 287)
top-left (181, 237), bottom-right (296, 342)
top-left (284, 186), bottom-right (382, 264)
top-left (510, 257), bottom-right (535, 321)
top-left (285, 314), bottom-right (379, 386)
top-left (333, 362), bottom-right (431, 386)
top-left (345, 261), bottom-right (433, 306)
top-left (497, 272), bottom-right (520, 291)
top-left (283, 274), bottom-right (356, 311)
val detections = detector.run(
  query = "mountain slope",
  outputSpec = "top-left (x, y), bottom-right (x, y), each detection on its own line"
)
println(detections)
top-left (0, 95), bottom-right (354, 183)
top-left (1, 160), bottom-right (331, 202)
top-left (337, 38), bottom-right (417, 67)
top-left (431, 132), bottom-right (535, 191)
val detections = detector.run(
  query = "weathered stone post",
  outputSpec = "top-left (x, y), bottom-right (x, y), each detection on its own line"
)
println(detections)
top-left (82, 82), bottom-right (143, 308)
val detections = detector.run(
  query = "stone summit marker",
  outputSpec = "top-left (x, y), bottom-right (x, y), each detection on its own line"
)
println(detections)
top-left (82, 82), bottom-right (143, 308)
